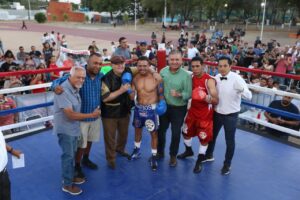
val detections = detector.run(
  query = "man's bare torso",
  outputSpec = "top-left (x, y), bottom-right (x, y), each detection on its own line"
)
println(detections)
top-left (133, 73), bottom-right (159, 105)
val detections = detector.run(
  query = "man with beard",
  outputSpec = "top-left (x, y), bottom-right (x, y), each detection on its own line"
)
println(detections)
top-left (264, 91), bottom-right (300, 138)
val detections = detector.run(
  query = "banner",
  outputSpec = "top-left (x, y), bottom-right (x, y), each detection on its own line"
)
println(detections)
top-left (56, 47), bottom-right (90, 76)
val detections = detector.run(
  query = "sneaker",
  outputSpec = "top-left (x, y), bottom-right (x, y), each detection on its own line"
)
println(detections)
top-left (177, 146), bottom-right (194, 159)
top-left (62, 185), bottom-right (82, 195)
top-left (150, 155), bottom-right (158, 171)
top-left (221, 164), bottom-right (231, 175)
top-left (116, 150), bottom-right (131, 158)
top-left (128, 147), bottom-right (141, 160)
top-left (202, 154), bottom-right (215, 163)
top-left (74, 166), bottom-right (85, 179)
top-left (193, 154), bottom-right (205, 174)
top-left (82, 157), bottom-right (98, 170)
top-left (169, 155), bottom-right (177, 167)
top-left (73, 177), bottom-right (85, 185)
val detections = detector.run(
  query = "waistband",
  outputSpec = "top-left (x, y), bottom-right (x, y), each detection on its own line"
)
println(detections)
top-left (0, 167), bottom-right (7, 175)
top-left (135, 104), bottom-right (156, 110)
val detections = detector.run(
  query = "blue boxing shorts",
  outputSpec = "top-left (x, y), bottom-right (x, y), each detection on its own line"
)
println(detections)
top-left (133, 104), bottom-right (159, 132)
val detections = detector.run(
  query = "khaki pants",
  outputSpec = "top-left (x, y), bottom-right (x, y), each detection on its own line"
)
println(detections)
top-left (102, 115), bottom-right (130, 163)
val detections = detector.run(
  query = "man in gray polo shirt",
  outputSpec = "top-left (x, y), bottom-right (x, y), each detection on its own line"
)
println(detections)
top-left (53, 66), bottom-right (100, 196)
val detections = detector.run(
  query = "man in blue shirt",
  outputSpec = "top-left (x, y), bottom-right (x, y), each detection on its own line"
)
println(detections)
top-left (53, 66), bottom-right (100, 195)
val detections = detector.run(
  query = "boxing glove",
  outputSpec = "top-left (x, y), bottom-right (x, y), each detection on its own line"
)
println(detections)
top-left (156, 100), bottom-right (167, 116)
top-left (192, 87), bottom-right (207, 101)
top-left (121, 72), bottom-right (132, 94)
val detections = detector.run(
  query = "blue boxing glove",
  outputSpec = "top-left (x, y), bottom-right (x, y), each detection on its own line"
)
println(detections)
top-left (156, 100), bottom-right (167, 116)
top-left (121, 72), bottom-right (132, 94)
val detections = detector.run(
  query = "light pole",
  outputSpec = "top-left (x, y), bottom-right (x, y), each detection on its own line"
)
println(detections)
top-left (134, 0), bottom-right (137, 31)
top-left (27, 0), bottom-right (31, 20)
top-left (164, 0), bottom-right (167, 25)
top-left (260, 0), bottom-right (267, 41)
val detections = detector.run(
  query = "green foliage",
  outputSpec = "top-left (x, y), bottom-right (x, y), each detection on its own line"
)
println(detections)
top-left (34, 12), bottom-right (47, 23)
top-left (51, 15), bottom-right (57, 22)
top-left (63, 13), bottom-right (69, 21)
top-left (139, 18), bottom-right (145, 24)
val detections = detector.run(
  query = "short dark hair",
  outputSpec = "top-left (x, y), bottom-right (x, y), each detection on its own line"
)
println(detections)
top-left (191, 56), bottom-right (203, 64)
top-left (137, 56), bottom-right (150, 64)
top-left (218, 56), bottom-right (232, 65)
top-left (119, 37), bottom-right (126, 43)
top-left (89, 53), bottom-right (101, 59)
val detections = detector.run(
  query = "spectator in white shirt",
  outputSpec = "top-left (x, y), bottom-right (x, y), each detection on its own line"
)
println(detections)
top-left (205, 56), bottom-right (252, 175)
top-left (187, 42), bottom-right (199, 59)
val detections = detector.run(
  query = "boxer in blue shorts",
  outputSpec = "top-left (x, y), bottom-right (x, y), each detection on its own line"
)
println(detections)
top-left (128, 56), bottom-right (166, 171)
top-left (133, 104), bottom-right (159, 132)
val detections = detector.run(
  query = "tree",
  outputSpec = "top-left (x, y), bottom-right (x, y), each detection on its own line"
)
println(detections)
top-left (34, 12), bottom-right (47, 23)
top-left (91, 0), bottom-right (131, 21)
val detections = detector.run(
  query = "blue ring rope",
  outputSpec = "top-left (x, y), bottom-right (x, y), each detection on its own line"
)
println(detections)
top-left (1, 101), bottom-right (299, 121)
top-left (0, 102), bottom-right (53, 116)
top-left (241, 101), bottom-right (300, 120)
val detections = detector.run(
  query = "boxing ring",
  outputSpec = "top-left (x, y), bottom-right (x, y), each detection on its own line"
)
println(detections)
top-left (1, 62), bottom-right (300, 200)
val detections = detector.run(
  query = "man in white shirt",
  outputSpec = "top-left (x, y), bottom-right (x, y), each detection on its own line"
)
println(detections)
top-left (205, 56), bottom-right (252, 175)
top-left (0, 131), bottom-right (21, 200)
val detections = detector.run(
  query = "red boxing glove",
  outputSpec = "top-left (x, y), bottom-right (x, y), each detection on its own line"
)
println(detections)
top-left (192, 87), bottom-right (207, 101)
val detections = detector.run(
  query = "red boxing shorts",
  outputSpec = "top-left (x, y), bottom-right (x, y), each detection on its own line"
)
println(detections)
top-left (182, 113), bottom-right (213, 144)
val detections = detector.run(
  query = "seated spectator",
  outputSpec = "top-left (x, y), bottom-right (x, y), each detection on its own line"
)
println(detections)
top-left (24, 54), bottom-right (36, 69)
top-left (264, 91), bottom-right (300, 138)
top-left (0, 50), bottom-right (18, 72)
top-left (29, 45), bottom-right (42, 66)
top-left (136, 41), bottom-right (156, 66)
top-left (267, 78), bottom-right (274, 88)
top-left (102, 48), bottom-right (111, 61)
top-left (3, 75), bottom-right (23, 89)
top-left (30, 65), bottom-right (47, 93)
top-left (261, 59), bottom-right (274, 79)
top-left (0, 94), bottom-right (18, 135)
top-left (16, 46), bottom-right (27, 64)
top-left (48, 56), bottom-right (60, 81)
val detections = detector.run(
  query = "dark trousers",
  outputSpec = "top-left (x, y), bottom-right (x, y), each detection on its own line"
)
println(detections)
top-left (0, 168), bottom-right (11, 200)
top-left (158, 105), bottom-right (187, 156)
top-left (206, 112), bottom-right (238, 166)
top-left (102, 115), bottom-right (130, 163)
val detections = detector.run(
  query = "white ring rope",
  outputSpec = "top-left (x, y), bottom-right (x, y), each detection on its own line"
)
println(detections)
top-left (0, 83), bottom-right (52, 95)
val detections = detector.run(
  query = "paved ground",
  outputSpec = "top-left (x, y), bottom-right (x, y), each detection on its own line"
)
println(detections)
top-left (0, 21), bottom-right (299, 54)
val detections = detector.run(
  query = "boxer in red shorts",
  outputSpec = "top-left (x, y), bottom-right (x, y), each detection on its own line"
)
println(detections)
top-left (177, 56), bottom-right (219, 173)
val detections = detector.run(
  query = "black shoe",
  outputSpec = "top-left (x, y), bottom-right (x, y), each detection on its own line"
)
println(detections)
top-left (156, 152), bottom-right (164, 160)
top-left (74, 166), bottom-right (85, 179)
top-left (193, 154), bottom-right (205, 174)
top-left (82, 157), bottom-right (98, 170)
top-left (202, 154), bottom-right (215, 163)
top-left (221, 164), bottom-right (231, 175)
top-left (116, 150), bottom-right (131, 158)
top-left (150, 155), bottom-right (158, 171)
top-left (177, 146), bottom-right (194, 159)
top-left (169, 156), bottom-right (177, 167)
top-left (128, 147), bottom-right (141, 160)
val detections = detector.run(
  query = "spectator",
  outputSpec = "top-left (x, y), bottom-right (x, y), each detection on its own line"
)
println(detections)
top-left (0, 37), bottom-right (4, 54)
top-left (102, 48), bottom-right (111, 61)
top-left (113, 37), bottom-right (131, 59)
top-left (48, 55), bottom-right (60, 81)
top-left (136, 41), bottom-right (156, 66)
top-left (264, 91), bottom-right (300, 138)
top-left (30, 65), bottom-right (47, 94)
top-left (0, 94), bottom-right (18, 135)
top-left (16, 46), bottom-right (27, 64)
top-left (274, 54), bottom-right (293, 85)
top-left (61, 35), bottom-right (67, 48)
top-left (42, 42), bottom-right (54, 65)
top-left (50, 31), bottom-right (56, 48)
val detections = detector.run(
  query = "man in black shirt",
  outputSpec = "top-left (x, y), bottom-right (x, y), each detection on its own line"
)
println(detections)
top-left (264, 92), bottom-right (300, 138)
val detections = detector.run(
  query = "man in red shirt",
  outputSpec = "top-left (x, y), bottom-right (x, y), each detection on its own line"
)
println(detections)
top-left (0, 94), bottom-right (17, 135)
top-left (177, 57), bottom-right (218, 173)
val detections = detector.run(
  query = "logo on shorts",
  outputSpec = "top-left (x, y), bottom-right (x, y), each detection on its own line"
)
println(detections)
top-left (145, 119), bottom-right (155, 132)
top-left (199, 131), bottom-right (207, 139)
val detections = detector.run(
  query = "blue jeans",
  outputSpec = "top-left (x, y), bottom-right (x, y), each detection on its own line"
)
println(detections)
top-left (158, 105), bottom-right (187, 156)
top-left (206, 112), bottom-right (238, 166)
top-left (57, 134), bottom-right (78, 187)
